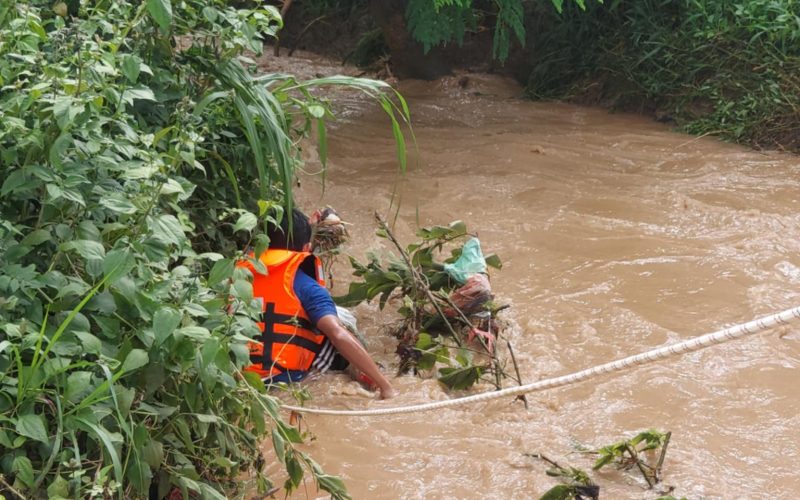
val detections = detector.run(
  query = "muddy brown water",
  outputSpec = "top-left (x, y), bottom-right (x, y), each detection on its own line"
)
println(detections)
top-left (259, 56), bottom-right (800, 499)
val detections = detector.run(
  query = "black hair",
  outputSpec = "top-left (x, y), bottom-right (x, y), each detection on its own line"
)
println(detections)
top-left (266, 208), bottom-right (311, 251)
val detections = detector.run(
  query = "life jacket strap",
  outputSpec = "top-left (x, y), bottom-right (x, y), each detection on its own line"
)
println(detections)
top-left (253, 302), bottom-right (322, 372)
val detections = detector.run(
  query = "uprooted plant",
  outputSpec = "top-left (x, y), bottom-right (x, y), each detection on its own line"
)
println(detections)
top-left (529, 429), bottom-right (677, 499)
top-left (526, 454), bottom-right (599, 500)
top-left (334, 214), bottom-right (526, 391)
top-left (592, 429), bottom-right (672, 489)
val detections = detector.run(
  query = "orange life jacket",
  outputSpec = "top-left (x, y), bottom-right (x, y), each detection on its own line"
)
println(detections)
top-left (238, 249), bottom-right (326, 378)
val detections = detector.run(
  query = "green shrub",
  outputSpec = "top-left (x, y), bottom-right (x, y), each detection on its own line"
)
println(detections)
top-left (0, 1), bottom-right (407, 497)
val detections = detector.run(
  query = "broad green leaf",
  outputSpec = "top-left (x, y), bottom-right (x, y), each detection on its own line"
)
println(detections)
top-left (484, 253), bottom-right (502, 269)
top-left (285, 453), bottom-right (303, 488)
top-left (539, 484), bottom-right (575, 500)
top-left (123, 164), bottom-right (158, 180)
top-left (74, 331), bottom-right (103, 354)
top-left (0, 429), bottom-right (19, 449)
top-left (115, 386), bottom-right (136, 418)
top-left (123, 86), bottom-right (156, 104)
top-left (142, 238), bottom-right (169, 261)
top-left (277, 420), bottom-right (303, 444)
top-left (176, 326), bottom-right (210, 341)
top-left (121, 348), bottom-right (149, 372)
top-left (21, 229), bottom-right (51, 246)
top-left (27, 18), bottom-right (46, 38)
top-left (142, 440), bottom-right (164, 467)
top-left (16, 412), bottom-right (49, 443)
top-left (152, 125), bottom-right (174, 146)
top-left (147, 0), bottom-right (173, 31)
top-left (12, 456), bottom-right (34, 487)
top-left (448, 220), bottom-right (467, 234)
top-left (202, 6), bottom-right (218, 22)
top-left (150, 214), bottom-right (185, 246)
top-left (232, 279), bottom-right (253, 303)
top-left (316, 474), bottom-right (349, 499)
top-left (208, 258), bottom-right (234, 287)
top-left (127, 454), bottom-right (152, 494)
top-left (201, 337), bottom-right (220, 367)
top-left (86, 290), bottom-right (117, 316)
top-left (243, 370), bottom-right (267, 393)
top-left (172, 417), bottom-right (195, 452)
top-left (233, 211), bottom-right (257, 233)
top-left (272, 429), bottom-right (286, 462)
top-left (0, 392), bottom-right (12, 413)
top-left (1, 170), bottom-right (30, 196)
top-left (47, 475), bottom-right (70, 498)
top-left (182, 303), bottom-right (209, 318)
top-left (78, 220), bottom-right (101, 241)
top-left (65, 370), bottom-right (94, 403)
top-left (53, 98), bottom-right (81, 129)
top-left (59, 239), bottom-right (106, 260)
top-left (153, 307), bottom-right (182, 346)
top-left (592, 453), bottom-right (615, 470)
top-left (198, 484), bottom-right (228, 500)
top-left (212, 456), bottom-right (237, 469)
top-left (49, 133), bottom-right (74, 169)
top-left (198, 252), bottom-right (224, 261)
top-left (438, 365), bottom-right (483, 390)
top-left (121, 54), bottom-right (142, 83)
top-left (415, 332), bottom-right (434, 350)
top-left (100, 195), bottom-right (138, 214)
top-left (195, 414), bottom-right (220, 423)
top-left (161, 178), bottom-right (185, 196)
top-left (103, 248), bottom-right (136, 282)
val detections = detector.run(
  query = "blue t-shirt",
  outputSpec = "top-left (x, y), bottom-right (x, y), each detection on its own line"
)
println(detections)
top-left (266, 270), bottom-right (337, 384)
top-left (293, 270), bottom-right (337, 324)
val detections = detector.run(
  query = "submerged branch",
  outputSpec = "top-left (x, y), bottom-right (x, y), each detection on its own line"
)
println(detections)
top-left (655, 431), bottom-right (672, 483)
top-left (375, 212), bottom-right (463, 347)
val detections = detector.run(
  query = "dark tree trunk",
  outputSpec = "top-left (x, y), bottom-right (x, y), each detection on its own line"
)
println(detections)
top-left (368, 0), bottom-right (452, 79)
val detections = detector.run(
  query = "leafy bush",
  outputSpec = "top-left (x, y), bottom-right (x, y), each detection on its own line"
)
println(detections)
top-left (0, 1), bottom-right (407, 497)
top-left (404, 0), bottom-right (592, 63)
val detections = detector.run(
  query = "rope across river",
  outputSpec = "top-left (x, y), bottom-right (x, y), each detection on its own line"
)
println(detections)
top-left (281, 305), bottom-right (800, 416)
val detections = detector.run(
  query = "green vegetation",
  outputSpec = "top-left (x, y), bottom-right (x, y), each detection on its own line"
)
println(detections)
top-left (0, 0), bottom-right (407, 497)
top-left (293, 0), bottom-right (800, 150)
top-left (592, 429), bottom-right (671, 488)
top-left (530, 429), bottom-right (676, 499)
top-left (400, 0), bottom-right (800, 149)
top-left (405, 0), bottom-right (546, 62)
top-left (532, 454), bottom-right (598, 500)
top-left (335, 217), bottom-right (512, 391)
top-left (527, 0), bottom-right (800, 150)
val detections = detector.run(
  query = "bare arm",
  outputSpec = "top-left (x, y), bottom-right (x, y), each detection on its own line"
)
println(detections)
top-left (316, 315), bottom-right (396, 399)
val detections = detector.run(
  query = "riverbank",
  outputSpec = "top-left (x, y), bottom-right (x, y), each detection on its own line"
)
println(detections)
top-left (274, 1), bottom-right (800, 154)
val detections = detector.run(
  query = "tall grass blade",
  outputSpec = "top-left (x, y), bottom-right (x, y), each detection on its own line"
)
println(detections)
top-left (74, 417), bottom-right (124, 500)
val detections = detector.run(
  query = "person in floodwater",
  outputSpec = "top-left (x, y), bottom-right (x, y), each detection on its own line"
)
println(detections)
top-left (238, 208), bottom-right (396, 399)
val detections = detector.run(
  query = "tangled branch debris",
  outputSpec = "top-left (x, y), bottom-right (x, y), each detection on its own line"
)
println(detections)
top-left (334, 213), bottom-right (522, 391)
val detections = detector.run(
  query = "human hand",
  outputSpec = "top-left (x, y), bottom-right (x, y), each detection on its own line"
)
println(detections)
top-left (379, 385), bottom-right (397, 400)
